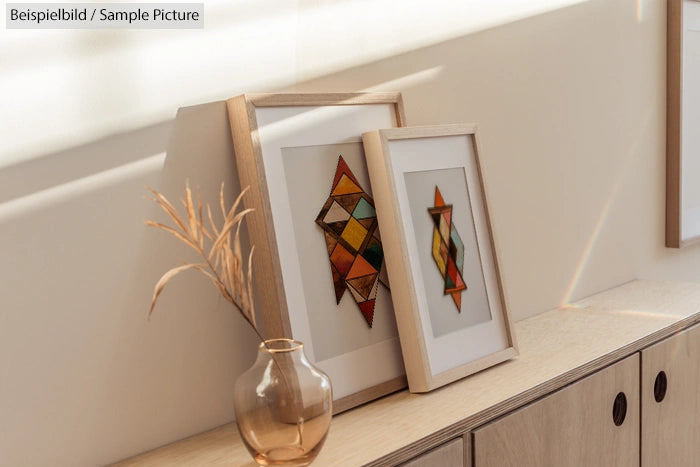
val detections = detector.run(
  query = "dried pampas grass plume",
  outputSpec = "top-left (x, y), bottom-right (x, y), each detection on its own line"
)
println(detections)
top-left (145, 181), bottom-right (261, 339)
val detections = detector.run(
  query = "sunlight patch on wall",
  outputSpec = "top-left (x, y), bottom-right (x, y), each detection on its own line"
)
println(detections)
top-left (296, 0), bottom-right (589, 81)
top-left (363, 66), bottom-right (444, 92)
top-left (0, 0), bottom-right (298, 165)
top-left (559, 103), bottom-right (655, 307)
top-left (0, 152), bottom-right (165, 223)
top-left (1, 0), bottom-right (587, 166)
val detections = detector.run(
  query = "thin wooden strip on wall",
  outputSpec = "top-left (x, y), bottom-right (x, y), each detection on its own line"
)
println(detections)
top-left (667, 0), bottom-right (683, 248)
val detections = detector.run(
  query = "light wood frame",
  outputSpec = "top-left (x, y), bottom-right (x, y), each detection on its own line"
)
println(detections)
top-left (667, 0), bottom-right (700, 247)
top-left (362, 124), bottom-right (518, 392)
top-left (226, 93), bottom-right (407, 413)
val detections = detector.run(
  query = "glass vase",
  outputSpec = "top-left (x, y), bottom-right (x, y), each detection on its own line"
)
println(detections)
top-left (234, 338), bottom-right (333, 466)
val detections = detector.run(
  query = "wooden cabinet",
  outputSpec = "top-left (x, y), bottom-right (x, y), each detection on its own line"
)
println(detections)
top-left (641, 323), bottom-right (700, 467)
top-left (472, 324), bottom-right (700, 467)
top-left (472, 354), bottom-right (639, 467)
top-left (400, 438), bottom-right (465, 467)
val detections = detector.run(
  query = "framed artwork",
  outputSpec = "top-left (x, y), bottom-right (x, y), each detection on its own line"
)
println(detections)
top-left (226, 93), bottom-right (407, 413)
top-left (362, 124), bottom-right (518, 392)
top-left (667, 0), bottom-right (700, 247)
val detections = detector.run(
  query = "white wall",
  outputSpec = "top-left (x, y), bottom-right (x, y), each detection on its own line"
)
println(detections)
top-left (3, 0), bottom-right (700, 465)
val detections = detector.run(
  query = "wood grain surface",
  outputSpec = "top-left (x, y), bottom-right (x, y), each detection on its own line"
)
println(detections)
top-left (399, 437), bottom-right (465, 467)
top-left (473, 354), bottom-right (639, 467)
top-left (641, 322), bottom-right (700, 466)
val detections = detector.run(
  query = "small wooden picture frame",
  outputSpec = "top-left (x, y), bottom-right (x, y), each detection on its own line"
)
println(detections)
top-left (362, 124), bottom-right (518, 392)
top-left (226, 93), bottom-right (407, 413)
top-left (667, 0), bottom-right (700, 248)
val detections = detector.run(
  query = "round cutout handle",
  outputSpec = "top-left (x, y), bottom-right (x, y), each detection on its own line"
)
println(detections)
top-left (654, 371), bottom-right (668, 403)
top-left (612, 392), bottom-right (627, 426)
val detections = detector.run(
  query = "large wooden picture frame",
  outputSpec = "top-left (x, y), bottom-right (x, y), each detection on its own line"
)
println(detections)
top-left (667, 0), bottom-right (700, 248)
top-left (227, 93), bottom-right (407, 413)
top-left (362, 124), bottom-right (518, 392)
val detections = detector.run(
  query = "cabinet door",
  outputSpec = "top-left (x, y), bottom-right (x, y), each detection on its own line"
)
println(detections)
top-left (400, 438), bottom-right (465, 467)
top-left (472, 354), bottom-right (639, 467)
top-left (641, 323), bottom-right (700, 466)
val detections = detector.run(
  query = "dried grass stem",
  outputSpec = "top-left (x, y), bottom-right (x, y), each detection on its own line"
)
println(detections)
top-left (146, 181), bottom-right (262, 340)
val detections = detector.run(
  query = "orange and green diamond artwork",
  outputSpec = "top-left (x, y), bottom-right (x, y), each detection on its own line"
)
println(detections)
top-left (428, 186), bottom-right (467, 312)
top-left (315, 156), bottom-right (386, 328)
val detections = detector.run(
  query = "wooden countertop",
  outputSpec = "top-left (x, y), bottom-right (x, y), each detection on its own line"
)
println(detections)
top-left (113, 280), bottom-right (700, 466)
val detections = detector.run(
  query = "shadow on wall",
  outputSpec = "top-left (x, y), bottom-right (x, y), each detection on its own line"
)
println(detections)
top-left (0, 103), bottom-right (263, 467)
top-left (122, 102), bottom-right (263, 460)
top-left (0, 122), bottom-right (172, 205)
top-left (0, 0), bottom-right (679, 465)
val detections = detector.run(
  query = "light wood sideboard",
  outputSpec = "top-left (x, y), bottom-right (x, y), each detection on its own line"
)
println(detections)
top-left (113, 280), bottom-right (700, 466)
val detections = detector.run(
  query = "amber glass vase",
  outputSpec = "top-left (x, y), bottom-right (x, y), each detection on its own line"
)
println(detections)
top-left (234, 338), bottom-right (333, 466)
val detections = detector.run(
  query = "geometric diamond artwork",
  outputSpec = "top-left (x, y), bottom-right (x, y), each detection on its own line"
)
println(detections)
top-left (428, 186), bottom-right (467, 312)
top-left (315, 156), bottom-right (386, 327)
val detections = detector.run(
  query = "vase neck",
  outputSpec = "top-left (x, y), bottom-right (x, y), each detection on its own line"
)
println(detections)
top-left (259, 338), bottom-right (303, 353)
top-left (257, 338), bottom-right (307, 364)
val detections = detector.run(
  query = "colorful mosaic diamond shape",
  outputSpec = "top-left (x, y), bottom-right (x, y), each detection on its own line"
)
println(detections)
top-left (315, 156), bottom-right (388, 327)
top-left (428, 186), bottom-right (467, 312)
